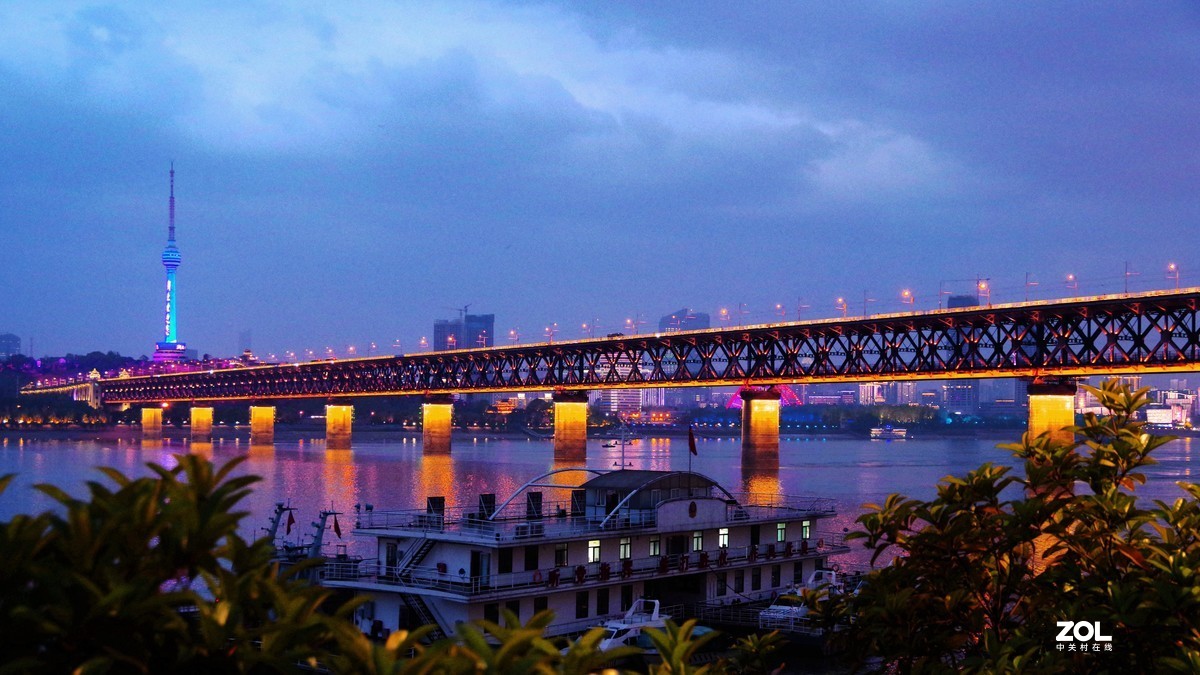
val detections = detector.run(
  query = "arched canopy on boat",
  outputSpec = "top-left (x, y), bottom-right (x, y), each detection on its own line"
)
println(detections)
top-left (488, 467), bottom-right (607, 521)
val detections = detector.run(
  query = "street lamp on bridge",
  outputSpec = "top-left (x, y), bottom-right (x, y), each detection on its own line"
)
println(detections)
top-left (1168, 262), bottom-right (1180, 289)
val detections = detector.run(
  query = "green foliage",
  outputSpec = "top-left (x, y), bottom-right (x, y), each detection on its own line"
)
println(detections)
top-left (0, 454), bottom-right (360, 673)
top-left (642, 619), bottom-right (721, 675)
top-left (841, 380), bottom-right (1200, 673)
top-left (722, 630), bottom-right (787, 674)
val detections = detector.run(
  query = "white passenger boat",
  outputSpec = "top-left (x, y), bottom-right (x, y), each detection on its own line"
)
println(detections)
top-left (870, 426), bottom-right (908, 440)
top-left (320, 469), bottom-right (850, 640)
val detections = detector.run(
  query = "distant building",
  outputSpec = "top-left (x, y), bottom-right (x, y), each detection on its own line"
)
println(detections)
top-left (434, 314), bottom-right (495, 350)
top-left (433, 319), bottom-right (459, 350)
top-left (858, 382), bottom-right (885, 405)
top-left (597, 388), bottom-right (642, 416)
top-left (942, 383), bottom-right (979, 414)
top-left (0, 333), bottom-right (20, 360)
top-left (464, 314), bottom-right (495, 348)
top-left (658, 309), bottom-right (710, 333)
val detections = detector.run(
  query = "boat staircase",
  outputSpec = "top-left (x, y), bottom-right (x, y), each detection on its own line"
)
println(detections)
top-left (402, 593), bottom-right (447, 642)
top-left (397, 537), bottom-right (435, 580)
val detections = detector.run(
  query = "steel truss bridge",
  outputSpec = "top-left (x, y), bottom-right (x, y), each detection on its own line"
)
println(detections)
top-left (35, 288), bottom-right (1200, 404)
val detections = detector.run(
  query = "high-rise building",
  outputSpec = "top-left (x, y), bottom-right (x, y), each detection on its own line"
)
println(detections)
top-left (434, 314), bottom-right (495, 350)
top-left (433, 319), bottom-right (460, 351)
top-left (942, 383), bottom-right (979, 414)
top-left (858, 382), bottom-right (885, 405)
top-left (153, 165), bottom-right (188, 363)
top-left (658, 309), bottom-right (710, 333)
top-left (0, 333), bottom-right (20, 360)
top-left (463, 314), bottom-right (495, 348)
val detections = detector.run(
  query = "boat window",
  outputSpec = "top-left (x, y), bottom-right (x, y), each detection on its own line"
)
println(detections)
top-left (619, 537), bottom-right (631, 560)
top-left (802, 520), bottom-right (811, 540)
top-left (716, 572), bottom-right (727, 597)
top-left (734, 570), bottom-right (745, 593)
top-left (670, 488), bottom-right (681, 499)
top-left (587, 539), bottom-right (601, 564)
top-left (597, 588), bottom-right (610, 616)
top-left (534, 596), bottom-right (548, 614)
top-left (718, 528), bottom-right (729, 548)
top-left (772, 564), bottom-right (781, 588)
top-left (649, 536), bottom-right (660, 557)
top-left (621, 584), bottom-right (633, 611)
top-left (650, 488), bottom-right (661, 504)
top-left (777, 522), bottom-right (787, 542)
top-left (555, 543), bottom-right (568, 567)
top-left (752, 567), bottom-right (762, 591)
top-left (692, 530), bottom-right (703, 552)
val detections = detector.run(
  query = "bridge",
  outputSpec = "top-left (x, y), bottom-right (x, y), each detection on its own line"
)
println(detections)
top-left (23, 288), bottom-right (1200, 455)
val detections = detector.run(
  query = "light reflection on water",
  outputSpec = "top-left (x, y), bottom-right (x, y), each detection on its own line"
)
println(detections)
top-left (0, 431), bottom-right (1194, 564)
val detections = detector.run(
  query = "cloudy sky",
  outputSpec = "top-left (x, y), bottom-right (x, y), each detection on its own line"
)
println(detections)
top-left (1, 1), bottom-right (1197, 359)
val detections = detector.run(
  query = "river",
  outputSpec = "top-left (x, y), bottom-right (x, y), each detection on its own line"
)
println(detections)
top-left (0, 428), bottom-right (1195, 566)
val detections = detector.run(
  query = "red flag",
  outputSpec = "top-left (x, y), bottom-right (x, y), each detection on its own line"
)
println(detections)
top-left (688, 426), bottom-right (698, 456)
top-left (333, 513), bottom-right (343, 539)
top-left (285, 510), bottom-right (296, 535)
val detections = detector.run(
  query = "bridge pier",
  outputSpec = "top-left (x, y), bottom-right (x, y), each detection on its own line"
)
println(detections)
top-left (326, 404), bottom-right (353, 449)
top-left (422, 394), bottom-right (454, 454)
top-left (190, 406), bottom-right (214, 442)
top-left (141, 407), bottom-right (163, 441)
top-left (249, 406), bottom-right (275, 445)
top-left (1027, 378), bottom-right (1077, 445)
top-left (740, 389), bottom-right (781, 458)
top-left (553, 390), bottom-right (589, 460)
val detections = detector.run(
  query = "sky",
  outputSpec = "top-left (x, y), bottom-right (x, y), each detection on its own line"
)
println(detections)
top-left (1, 1), bottom-right (1198, 360)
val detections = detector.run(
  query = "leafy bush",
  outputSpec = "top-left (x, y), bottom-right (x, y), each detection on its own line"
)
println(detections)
top-left (841, 381), bottom-right (1200, 673)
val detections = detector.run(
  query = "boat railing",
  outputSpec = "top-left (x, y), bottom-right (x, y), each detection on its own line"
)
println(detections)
top-left (320, 532), bottom-right (849, 595)
top-left (357, 497), bottom-right (836, 540)
top-left (548, 603), bottom-right (686, 638)
top-left (356, 502), bottom-right (662, 541)
top-left (689, 602), bottom-right (826, 637)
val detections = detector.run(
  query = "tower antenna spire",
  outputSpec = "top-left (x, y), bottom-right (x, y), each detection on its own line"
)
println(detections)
top-left (168, 161), bottom-right (176, 242)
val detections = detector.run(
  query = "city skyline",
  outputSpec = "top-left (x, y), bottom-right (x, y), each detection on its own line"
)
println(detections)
top-left (1, 2), bottom-right (1197, 358)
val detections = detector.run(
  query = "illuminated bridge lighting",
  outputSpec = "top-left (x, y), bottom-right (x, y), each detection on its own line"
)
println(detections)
top-left (22, 287), bottom-right (1200, 404)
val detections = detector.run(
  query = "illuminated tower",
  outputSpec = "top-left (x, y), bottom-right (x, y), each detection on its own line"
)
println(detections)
top-left (153, 164), bottom-right (187, 362)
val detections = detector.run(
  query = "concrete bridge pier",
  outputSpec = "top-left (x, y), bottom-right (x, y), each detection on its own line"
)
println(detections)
top-left (1027, 378), bottom-right (1077, 445)
top-left (326, 404), bottom-right (354, 449)
top-left (422, 394), bottom-right (454, 454)
top-left (553, 390), bottom-right (589, 461)
top-left (141, 407), bottom-right (163, 441)
top-left (190, 406), bottom-right (214, 442)
top-left (249, 406), bottom-right (275, 445)
top-left (740, 388), bottom-right (781, 459)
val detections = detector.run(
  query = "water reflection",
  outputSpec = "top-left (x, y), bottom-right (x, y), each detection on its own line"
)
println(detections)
top-left (1, 429), bottom-right (1196, 562)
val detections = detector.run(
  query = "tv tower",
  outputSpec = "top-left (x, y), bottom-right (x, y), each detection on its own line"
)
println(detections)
top-left (153, 163), bottom-right (188, 362)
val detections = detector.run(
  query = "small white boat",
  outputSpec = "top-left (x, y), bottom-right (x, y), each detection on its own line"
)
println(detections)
top-left (595, 599), bottom-right (670, 651)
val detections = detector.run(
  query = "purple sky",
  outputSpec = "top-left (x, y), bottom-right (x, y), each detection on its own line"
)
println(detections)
top-left (2, 2), bottom-right (1198, 359)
